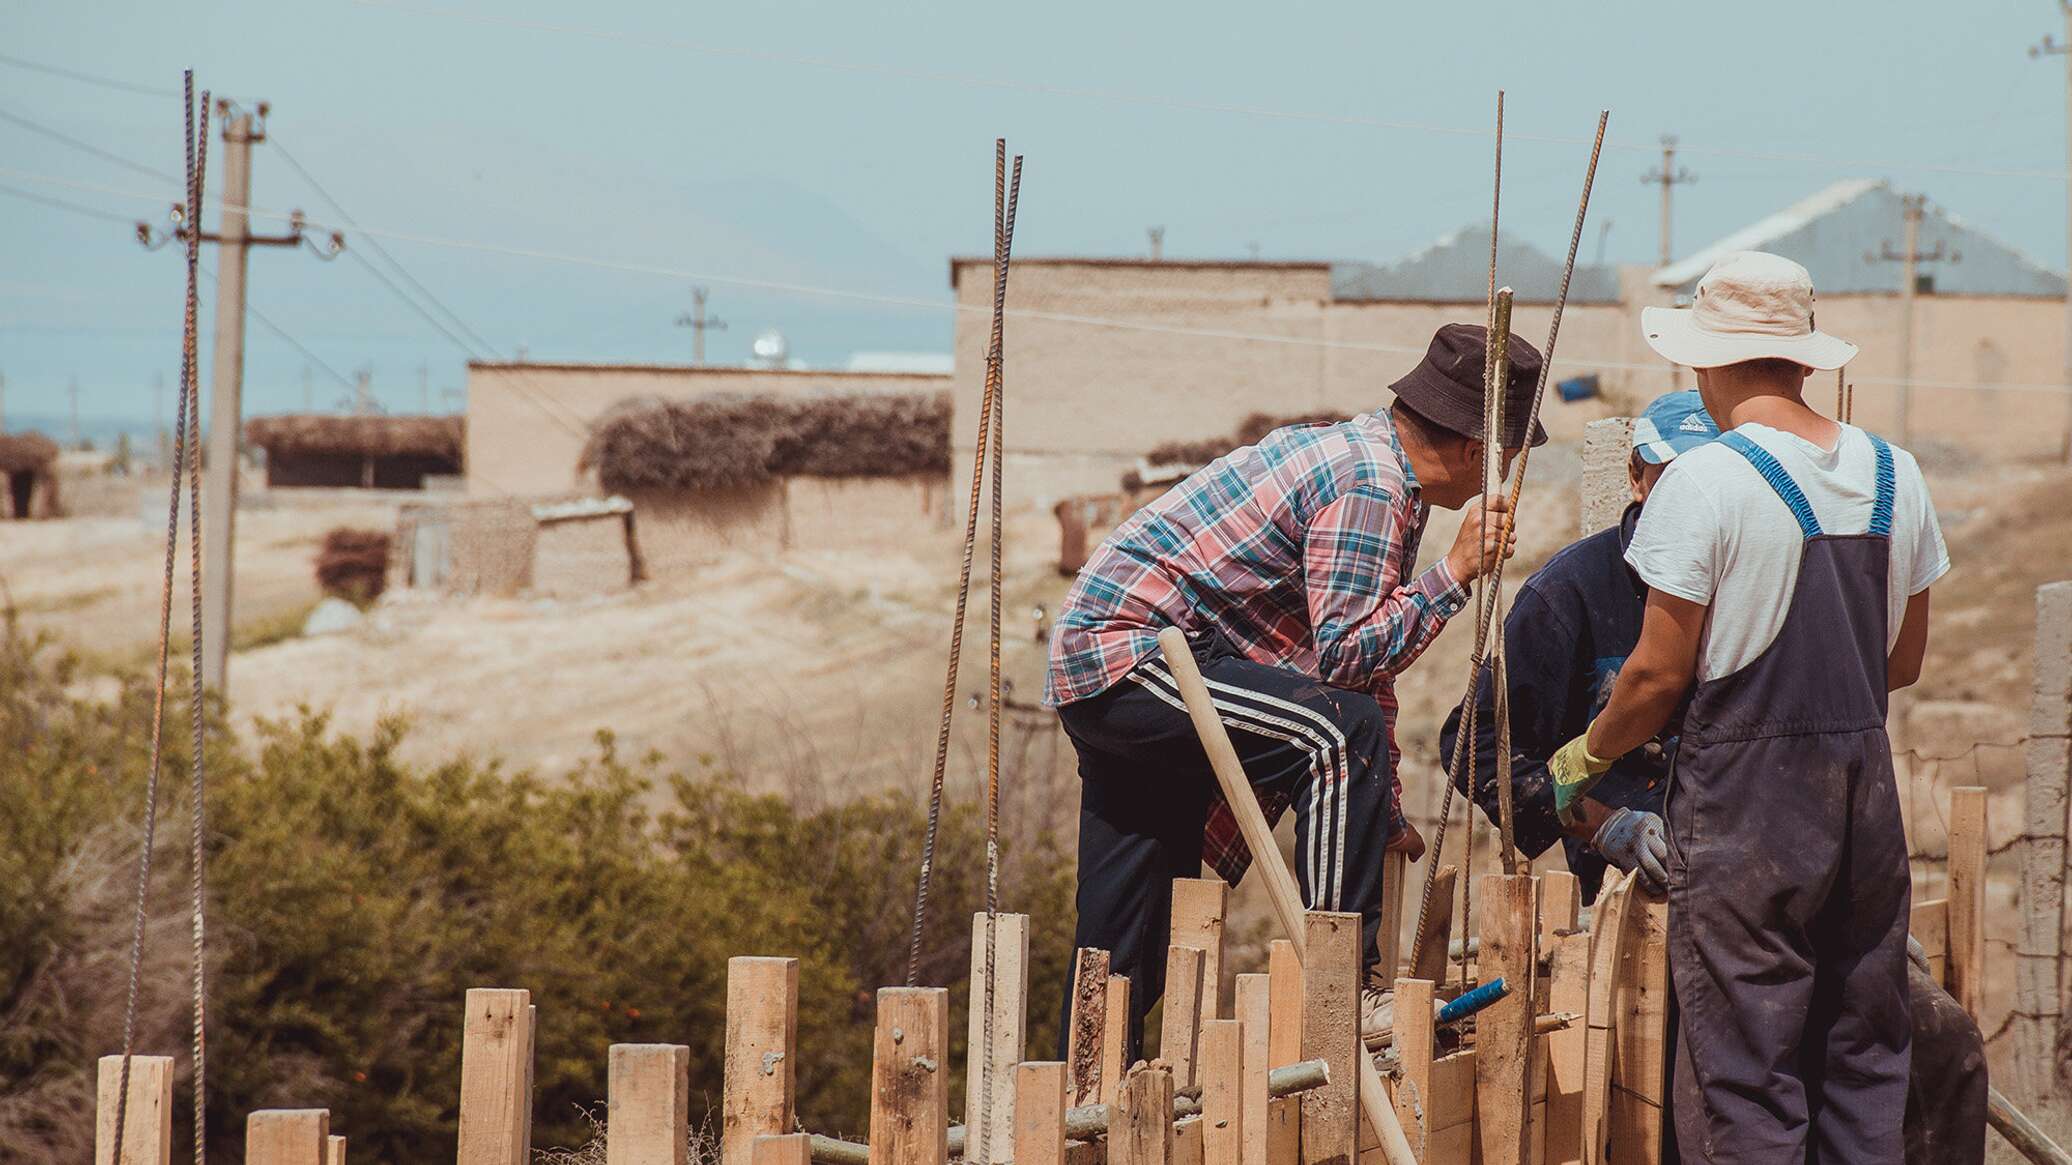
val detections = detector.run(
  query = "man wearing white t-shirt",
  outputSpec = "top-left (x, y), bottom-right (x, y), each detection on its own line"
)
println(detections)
top-left (1546, 251), bottom-right (1950, 1163)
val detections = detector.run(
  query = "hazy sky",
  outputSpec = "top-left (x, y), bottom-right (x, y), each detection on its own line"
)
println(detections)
top-left (2, 0), bottom-right (2067, 423)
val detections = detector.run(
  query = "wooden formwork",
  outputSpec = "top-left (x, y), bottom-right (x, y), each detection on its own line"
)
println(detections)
top-left (91, 785), bottom-right (1990, 1165)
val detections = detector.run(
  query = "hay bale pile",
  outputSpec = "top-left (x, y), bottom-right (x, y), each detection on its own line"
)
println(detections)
top-left (579, 391), bottom-right (952, 493)
top-left (315, 528), bottom-right (392, 603)
top-left (1144, 410), bottom-right (1348, 467)
top-left (244, 415), bottom-right (463, 460)
top-left (0, 432), bottom-right (60, 473)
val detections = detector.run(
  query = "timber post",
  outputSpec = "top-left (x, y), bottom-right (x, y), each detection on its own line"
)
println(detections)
top-left (457, 988), bottom-right (533, 1165)
top-left (966, 912), bottom-right (1031, 1164)
top-left (869, 987), bottom-right (951, 1165)
top-left (247, 1110), bottom-right (330, 1165)
top-left (725, 957), bottom-right (800, 1165)
top-left (95, 1054), bottom-right (173, 1165)
top-left (609, 1043), bottom-right (692, 1165)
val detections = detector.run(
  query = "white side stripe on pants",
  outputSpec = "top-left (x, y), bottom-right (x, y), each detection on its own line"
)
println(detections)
top-left (1130, 661), bottom-right (1352, 912)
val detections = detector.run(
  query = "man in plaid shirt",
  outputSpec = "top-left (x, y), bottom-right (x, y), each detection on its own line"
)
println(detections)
top-left (1046, 323), bottom-right (1543, 1051)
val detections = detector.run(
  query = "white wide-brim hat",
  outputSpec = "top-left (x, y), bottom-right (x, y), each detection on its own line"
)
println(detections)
top-left (1642, 250), bottom-right (1858, 371)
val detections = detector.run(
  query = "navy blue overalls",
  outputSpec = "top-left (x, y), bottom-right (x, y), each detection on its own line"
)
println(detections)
top-left (1665, 430), bottom-right (1912, 1163)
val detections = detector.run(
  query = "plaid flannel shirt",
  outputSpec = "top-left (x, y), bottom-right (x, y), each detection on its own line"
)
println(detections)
top-left (1045, 410), bottom-right (1470, 884)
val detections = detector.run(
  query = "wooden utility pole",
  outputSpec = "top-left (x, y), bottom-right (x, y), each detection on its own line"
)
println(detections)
top-left (675, 288), bottom-right (726, 366)
top-left (2032, 6), bottom-right (2072, 462)
top-left (1639, 136), bottom-right (1694, 269)
top-left (1871, 194), bottom-right (1956, 444)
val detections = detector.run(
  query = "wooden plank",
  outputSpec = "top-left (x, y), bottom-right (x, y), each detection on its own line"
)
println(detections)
top-left (1542, 930), bottom-right (1591, 1165)
top-left (1202, 1019), bottom-right (1244, 1165)
top-left (1236, 974), bottom-right (1274, 1165)
top-left (1389, 979), bottom-right (1435, 1162)
top-left (751, 1134), bottom-right (813, 1165)
top-left (1011, 1062), bottom-right (1067, 1165)
top-left (1175, 1118), bottom-right (1205, 1165)
top-left (524, 1005), bottom-right (538, 1165)
top-left (966, 913), bottom-right (1032, 1164)
top-left (1606, 898), bottom-right (1670, 1165)
top-left (458, 988), bottom-right (533, 1165)
top-left (1948, 786), bottom-right (1988, 1020)
top-left (609, 1044), bottom-right (691, 1165)
top-left (1113, 1063), bottom-right (1176, 1165)
top-left (869, 987), bottom-right (951, 1165)
top-left (1579, 873), bottom-right (1637, 1165)
top-left (1475, 875), bottom-right (1538, 1165)
top-left (1410, 865), bottom-right (1458, 985)
top-left (1912, 897), bottom-right (1951, 985)
top-left (1539, 871), bottom-right (1579, 952)
top-left (1102, 975), bottom-right (1133, 1107)
top-left (725, 959), bottom-right (799, 1165)
top-left (1267, 940), bottom-right (1304, 1068)
top-left (1066, 948), bottom-right (1112, 1107)
top-left (1266, 1098), bottom-right (1301, 1165)
top-left (1377, 851), bottom-right (1407, 982)
top-left (95, 1055), bottom-right (174, 1165)
top-left (1161, 945), bottom-right (1208, 1089)
top-left (1299, 912), bottom-right (1359, 1165)
top-left (325, 1136), bottom-right (347, 1165)
top-left (246, 1110), bottom-right (330, 1165)
top-left (1172, 879), bottom-right (1231, 1023)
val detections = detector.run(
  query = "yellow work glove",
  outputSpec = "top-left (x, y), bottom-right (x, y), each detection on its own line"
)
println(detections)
top-left (1550, 728), bottom-right (1616, 827)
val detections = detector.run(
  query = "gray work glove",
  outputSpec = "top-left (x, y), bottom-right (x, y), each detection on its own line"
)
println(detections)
top-left (1593, 807), bottom-right (1669, 895)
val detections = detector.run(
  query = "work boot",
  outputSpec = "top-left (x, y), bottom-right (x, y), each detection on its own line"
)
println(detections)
top-left (1360, 982), bottom-right (1395, 1043)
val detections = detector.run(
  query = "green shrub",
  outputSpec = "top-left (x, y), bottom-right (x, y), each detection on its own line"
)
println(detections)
top-left (0, 615), bottom-right (1077, 1162)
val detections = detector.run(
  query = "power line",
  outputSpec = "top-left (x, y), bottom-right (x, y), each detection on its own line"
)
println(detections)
top-left (0, 178), bottom-right (140, 223)
top-left (13, 163), bottom-right (2072, 398)
top-left (199, 265), bottom-right (356, 392)
top-left (353, 0), bottom-right (2072, 183)
top-left (0, 104), bottom-right (177, 182)
top-left (0, 51), bottom-right (179, 98)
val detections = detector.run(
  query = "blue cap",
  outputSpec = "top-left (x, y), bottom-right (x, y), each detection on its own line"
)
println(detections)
top-left (1631, 390), bottom-right (1721, 464)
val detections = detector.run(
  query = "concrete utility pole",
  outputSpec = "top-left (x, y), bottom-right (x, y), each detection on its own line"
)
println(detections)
top-left (418, 360), bottom-right (430, 413)
top-left (153, 371), bottom-right (166, 464)
top-left (67, 378), bottom-right (80, 448)
top-left (353, 368), bottom-right (374, 416)
top-left (1148, 226), bottom-right (1165, 261)
top-left (2032, 7), bottom-right (2072, 462)
top-left (1639, 135), bottom-right (1695, 270)
top-left (0, 371), bottom-right (7, 433)
top-left (301, 364), bottom-right (313, 412)
top-left (674, 287), bottom-right (726, 366)
top-left (1871, 193), bottom-right (1957, 444)
top-left (140, 101), bottom-right (334, 693)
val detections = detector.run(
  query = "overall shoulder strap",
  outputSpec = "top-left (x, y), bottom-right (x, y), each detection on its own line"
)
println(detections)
top-left (1718, 430), bottom-right (1823, 539)
top-left (1866, 432), bottom-right (1896, 537)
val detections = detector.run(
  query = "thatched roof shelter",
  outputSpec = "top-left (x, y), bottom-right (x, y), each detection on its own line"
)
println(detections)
top-left (1145, 410), bottom-right (1348, 467)
top-left (579, 390), bottom-right (952, 493)
top-left (0, 432), bottom-right (60, 474)
top-left (243, 415), bottom-right (464, 460)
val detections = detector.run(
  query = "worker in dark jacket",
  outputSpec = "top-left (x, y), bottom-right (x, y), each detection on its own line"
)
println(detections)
top-left (1441, 387), bottom-right (1987, 1165)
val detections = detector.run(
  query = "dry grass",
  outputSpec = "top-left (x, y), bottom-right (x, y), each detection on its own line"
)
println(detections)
top-left (243, 414), bottom-right (463, 460)
top-left (1144, 410), bottom-right (1347, 467)
top-left (580, 391), bottom-right (951, 492)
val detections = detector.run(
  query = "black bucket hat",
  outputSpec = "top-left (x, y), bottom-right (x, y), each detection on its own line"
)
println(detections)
top-left (1389, 323), bottom-right (1548, 448)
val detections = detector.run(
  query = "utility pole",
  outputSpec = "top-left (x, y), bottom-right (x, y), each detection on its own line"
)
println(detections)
top-left (1870, 193), bottom-right (1958, 445)
top-left (67, 378), bottom-right (80, 448)
top-left (2032, 5), bottom-right (2072, 462)
top-left (134, 100), bottom-right (338, 694)
top-left (1148, 226), bottom-right (1165, 261)
top-left (353, 367), bottom-right (374, 416)
top-left (0, 371), bottom-right (7, 432)
top-left (418, 360), bottom-right (430, 413)
top-left (153, 371), bottom-right (167, 465)
top-left (674, 288), bottom-right (726, 366)
top-left (301, 364), bottom-right (313, 412)
top-left (1639, 135), bottom-right (1696, 269)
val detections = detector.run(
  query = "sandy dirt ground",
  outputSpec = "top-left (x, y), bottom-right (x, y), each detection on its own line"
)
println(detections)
top-left (7, 448), bottom-right (2071, 1130)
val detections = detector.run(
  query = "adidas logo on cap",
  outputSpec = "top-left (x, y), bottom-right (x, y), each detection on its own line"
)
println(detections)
top-left (1678, 414), bottom-right (1712, 434)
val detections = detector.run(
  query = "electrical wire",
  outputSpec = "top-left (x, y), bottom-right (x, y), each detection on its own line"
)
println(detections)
top-left (0, 104), bottom-right (178, 182)
top-left (0, 51), bottom-right (180, 98)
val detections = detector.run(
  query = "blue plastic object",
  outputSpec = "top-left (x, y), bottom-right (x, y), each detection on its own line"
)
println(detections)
top-left (1436, 977), bottom-right (1510, 1024)
top-left (1556, 374), bottom-right (1600, 403)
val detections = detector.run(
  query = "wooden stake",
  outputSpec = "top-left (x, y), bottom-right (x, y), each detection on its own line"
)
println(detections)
top-left (95, 1055), bottom-right (173, 1165)
top-left (1265, 941), bottom-right (1303, 1069)
top-left (869, 987), bottom-right (951, 1165)
top-left (966, 913), bottom-right (1032, 1164)
top-left (247, 1110), bottom-right (330, 1165)
top-left (1113, 1063), bottom-right (1176, 1165)
top-left (1949, 786), bottom-right (1988, 1020)
top-left (609, 1044), bottom-right (692, 1165)
top-left (1377, 851), bottom-right (1407, 982)
top-left (1235, 975), bottom-right (1273, 1165)
top-left (1160, 945), bottom-right (1208, 1089)
top-left (1298, 912), bottom-right (1359, 1165)
top-left (753, 1134), bottom-right (814, 1165)
top-left (1409, 865), bottom-right (1458, 985)
top-left (1172, 879), bottom-right (1231, 1023)
top-left (1155, 627), bottom-right (1417, 1165)
top-left (1475, 875), bottom-right (1538, 1165)
top-left (1011, 1062), bottom-right (1068, 1165)
top-left (725, 957), bottom-right (800, 1165)
top-left (1580, 872), bottom-right (1637, 1165)
top-left (1102, 975), bottom-right (1132, 1107)
top-left (1607, 898), bottom-right (1671, 1163)
top-left (325, 1135), bottom-right (347, 1165)
top-left (1389, 979), bottom-right (1436, 1162)
top-left (1201, 1019), bottom-right (1244, 1165)
top-left (1174, 1117), bottom-right (1205, 1165)
top-left (1543, 927), bottom-right (1591, 1165)
top-left (458, 988), bottom-right (533, 1165)
top-left (1066, 948), bottom-right (1112, 1106)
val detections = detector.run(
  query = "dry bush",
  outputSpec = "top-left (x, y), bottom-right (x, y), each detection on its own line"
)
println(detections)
top-left (314, 528), bottom-right (392, 604)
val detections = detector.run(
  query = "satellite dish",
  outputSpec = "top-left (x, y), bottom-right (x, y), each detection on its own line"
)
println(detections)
top-left (750, 328), bottom-right (788, 365)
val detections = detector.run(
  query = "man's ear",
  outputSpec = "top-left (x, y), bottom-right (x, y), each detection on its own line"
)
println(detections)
top-left (1460, 438), bottom-right (1484, 479)
top-left (1629, 454), bottom-right (1648, 505)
